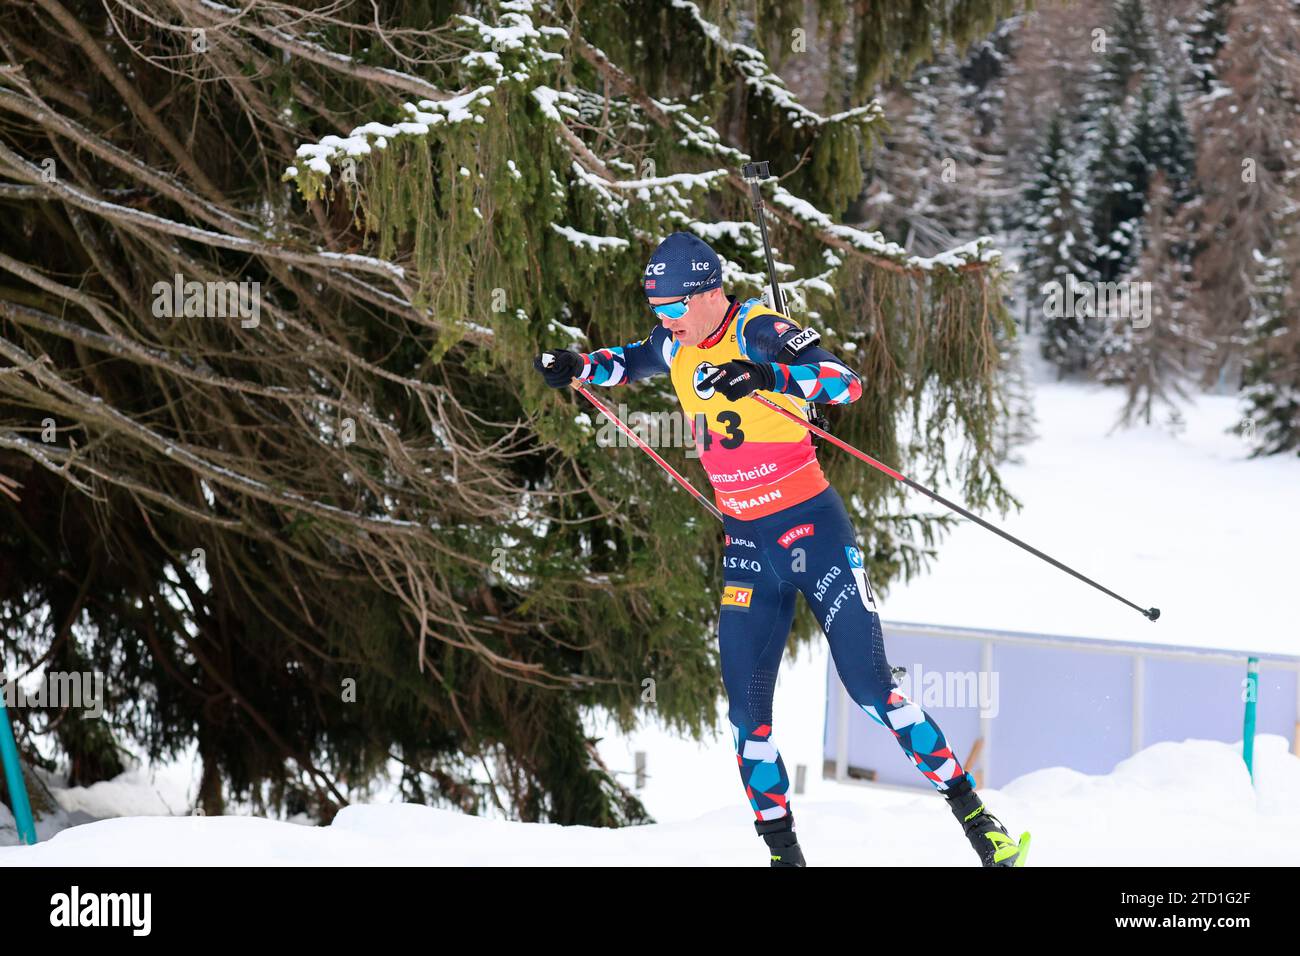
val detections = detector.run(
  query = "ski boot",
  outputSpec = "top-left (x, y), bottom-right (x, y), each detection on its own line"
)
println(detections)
top-left (755, 815), bottom-right (806, 867)
top-left (943, 782), bottom-right (1030, 867)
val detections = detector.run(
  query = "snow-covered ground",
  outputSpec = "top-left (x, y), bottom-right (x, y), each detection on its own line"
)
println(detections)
top-left (2, 736), bottom-right (1297, 865)
top-left (4, 358), bottom-right (1298, 864)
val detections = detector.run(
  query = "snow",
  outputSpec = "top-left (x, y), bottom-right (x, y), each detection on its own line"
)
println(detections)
top-left (289, 88), bottom-right (494, 178)
top-left (549, 224), bottom-right (630, 252)
top-left (4, 736), bottom-right (1297, 864)
top-left (4, 349), bottom-right (1297, 865)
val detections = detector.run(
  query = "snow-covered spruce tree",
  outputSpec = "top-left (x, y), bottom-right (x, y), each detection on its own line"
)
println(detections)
top-left (1094, 0), bottom-right (1159, 102)
top-left (0, 0), bottom-right (1019, 825)
top-left (1022, 109), bottom-right (1097, 376)
top-left (1094, 171), bottom-right (1201, 422)
top-left (1086, 105), bottom-right (1145, 284)
top-left (1154, 69), bottom-right (1196, 205)
top-left (1191, 0), bottom-right (1300, 386)
top-left (1239, 232), bottom-right (1300, 456)
top-left (1188, 0), bottom-right (1235, 93)
top-left (856, 26), bottom-right (1014, 258)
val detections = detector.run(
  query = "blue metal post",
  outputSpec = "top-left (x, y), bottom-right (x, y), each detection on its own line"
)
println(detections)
top-left (0, 689), bottom-right (37, 844)
top-left (1242, 656), bottom-right (1259, 784)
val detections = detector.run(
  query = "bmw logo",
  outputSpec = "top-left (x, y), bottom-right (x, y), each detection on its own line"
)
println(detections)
top-left (693, 362), bottom-right (718, 400)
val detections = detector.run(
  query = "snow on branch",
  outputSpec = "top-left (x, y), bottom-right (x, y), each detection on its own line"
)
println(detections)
top-left (669, 0), bottom-right (883, 130)
top-left (548, 224), bottom-right (630, 253)
top-left (289, 88), bottom-right (496, 179)
top-left (768, 185), bottom-right (1002, 274)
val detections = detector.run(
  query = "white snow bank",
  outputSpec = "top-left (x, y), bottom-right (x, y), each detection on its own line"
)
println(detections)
top-left (2, 736), bottom-right (1297, 865)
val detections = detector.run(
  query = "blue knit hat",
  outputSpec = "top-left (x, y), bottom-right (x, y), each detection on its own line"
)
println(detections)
top-left (643, 231), bottom-right (722, 297)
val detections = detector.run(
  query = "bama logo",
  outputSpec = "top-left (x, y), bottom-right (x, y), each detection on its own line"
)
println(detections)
top-left (721, 585), bottom-right (754, 609)
top-left (777, 524), bottom-right (814, 548)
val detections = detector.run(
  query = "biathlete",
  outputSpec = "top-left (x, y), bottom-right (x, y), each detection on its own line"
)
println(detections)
top-left (534, 231), bottom-right (1025, 867)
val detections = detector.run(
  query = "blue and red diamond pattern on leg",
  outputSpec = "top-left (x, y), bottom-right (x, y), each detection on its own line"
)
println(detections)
top-left (731, 720), bottom-right (791, 821)
top-left (860, 689), bottom-right (970, 792)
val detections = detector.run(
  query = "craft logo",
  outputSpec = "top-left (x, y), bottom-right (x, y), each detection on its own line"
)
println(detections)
top-left (722, 585), bottom-right (753, 609)
top-left (777, 524), bottom-right (814, 548)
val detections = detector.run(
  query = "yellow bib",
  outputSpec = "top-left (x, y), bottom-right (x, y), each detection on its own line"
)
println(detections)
top-left (667, 299), bottom-right (827, 519)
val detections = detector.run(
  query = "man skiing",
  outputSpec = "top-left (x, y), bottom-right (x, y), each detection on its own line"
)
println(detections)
top-left (534, 232), bottom-right (1026, 867)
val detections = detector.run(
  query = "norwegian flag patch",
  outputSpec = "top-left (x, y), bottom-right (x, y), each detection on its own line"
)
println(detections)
top-left (645, 279), bottom-right (656, 289)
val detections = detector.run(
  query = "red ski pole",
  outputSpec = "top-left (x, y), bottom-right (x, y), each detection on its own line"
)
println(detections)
top-left (570, 379), bottom-right (725, 523)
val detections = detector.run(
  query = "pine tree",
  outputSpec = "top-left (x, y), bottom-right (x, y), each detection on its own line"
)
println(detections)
top-left (1192, 0), bottom-right (1300, 385)
top-left (1096, 0), bottom-right (1159, 100)
top-left (1160, 90), bottom-right (1196, 205)
top-left (1096, 172), bottom-right (1200, 424)
top-left (856, 30), bottom-right (1011, 256)
top-left (1239, 234), bottom-right (1300, 455)
top-left (0, 0), bottom-right (1023, 825)
top-left (1023, 110), bottom-right (1098, 375)
top-left (1088, 106), bottom-right (1144, 283)
top-left (1188, 0), bottom-right (1235, 92)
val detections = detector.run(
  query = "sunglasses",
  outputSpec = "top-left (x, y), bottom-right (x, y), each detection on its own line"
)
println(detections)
top-left (649, 294), bottom-right (694, 320)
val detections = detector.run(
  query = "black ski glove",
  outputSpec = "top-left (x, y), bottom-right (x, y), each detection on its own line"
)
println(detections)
top-left (533, 349), bottom-right (586, 388)
top-left (699, 359), bottom-right (776, 401)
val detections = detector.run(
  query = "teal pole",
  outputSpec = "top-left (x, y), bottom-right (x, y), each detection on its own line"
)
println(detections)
top-left (0, 688), bottom-right (38, 845)
top-left (1242, 656), bottom-right (1259, 784)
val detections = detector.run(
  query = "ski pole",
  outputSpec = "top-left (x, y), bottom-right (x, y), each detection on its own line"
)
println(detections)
top-left (749, 392), bottom-right (1161, 622)
top-left (569, 379), bottom-right (725, 523)
top-left (741, 160), bottom-right (785, 314)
